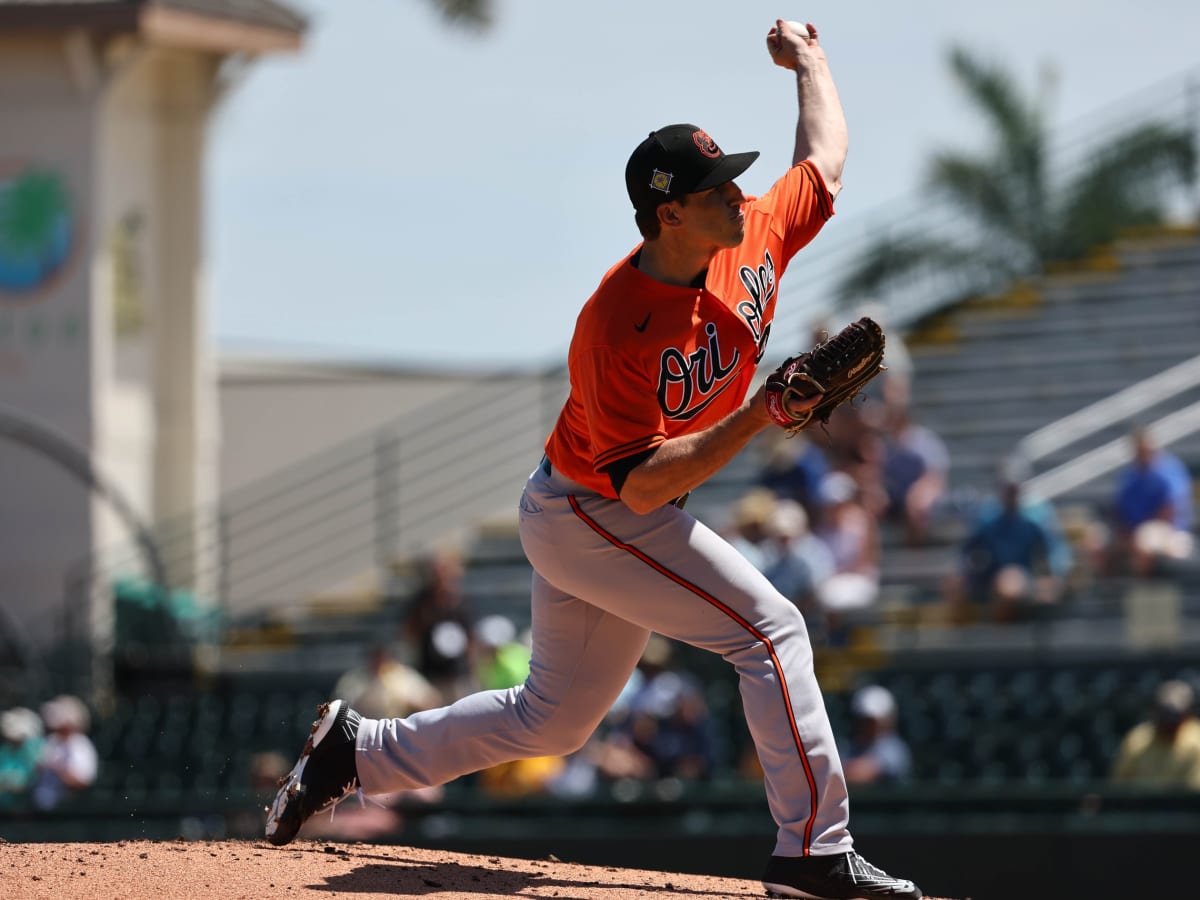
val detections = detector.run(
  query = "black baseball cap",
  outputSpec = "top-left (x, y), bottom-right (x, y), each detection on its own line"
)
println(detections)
top-left (625, 124), bottom-right (760, 212)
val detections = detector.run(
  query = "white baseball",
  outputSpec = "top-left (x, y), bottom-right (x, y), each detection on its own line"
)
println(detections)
top-left (768, 21), bottom-right (814, 48)
top-left (767, 20), bottom-right (815, 65)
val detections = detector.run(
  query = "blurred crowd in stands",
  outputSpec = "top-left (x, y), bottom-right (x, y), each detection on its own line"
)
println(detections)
top-left (0, 694), bottom-right (98, 813)
top-left (300, 398), bottom-right (1200, 841)
top-left (2, 326), bottom-right (1197, 837)
top-left (1110, 678), bottom-right (1200, 789)
top-left (730, 352), bottom-right (1196, 633)
top-left (1093, 426), bottom-right (1195, 579)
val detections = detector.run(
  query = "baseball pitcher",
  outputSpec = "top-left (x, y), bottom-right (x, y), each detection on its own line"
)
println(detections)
top-left (267, 19), bottom-right (921, 900)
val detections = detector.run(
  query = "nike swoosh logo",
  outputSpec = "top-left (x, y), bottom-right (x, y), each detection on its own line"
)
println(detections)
top-left (634, 313), bottom-right (652, 333)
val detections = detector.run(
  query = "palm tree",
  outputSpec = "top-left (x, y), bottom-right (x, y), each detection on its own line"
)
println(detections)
top-left (425, 0), bottom-right (492, 29)
top-left (837, 48), bottom-right (1196, 302)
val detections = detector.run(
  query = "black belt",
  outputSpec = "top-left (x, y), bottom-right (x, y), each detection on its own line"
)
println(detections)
top-left (539, 455), bottom-right (688, 510)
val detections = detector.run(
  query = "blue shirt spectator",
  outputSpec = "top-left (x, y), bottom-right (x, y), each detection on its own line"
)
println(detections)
top-left (1107, 429), bottom-right (1195, 576)
top-left (968, 491), bottom-right (1072, 581)
top-left (1116, 439), bottom-right (1193, 532)
top-left (948, 460), bottom-right (1069, 624)
top-left (881, 403), bottom-right (950, 545)
top-left (757, 432), bottom-right (831, 517)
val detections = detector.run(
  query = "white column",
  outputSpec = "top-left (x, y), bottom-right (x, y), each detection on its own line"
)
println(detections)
top-left (148, 51), bottom-right (221, 604)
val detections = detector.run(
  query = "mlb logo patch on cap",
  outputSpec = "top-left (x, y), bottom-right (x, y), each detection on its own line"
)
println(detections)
top-left (650, 170), bottom-right (674, 194)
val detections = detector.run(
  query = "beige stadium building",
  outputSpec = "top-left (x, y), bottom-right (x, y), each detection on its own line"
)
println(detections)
top-left (0, 0), bottom-right (314, 672)
top-left (0, 1), bottom-right (314, 670)
top-left (0, 2), bottom-right (557, 695)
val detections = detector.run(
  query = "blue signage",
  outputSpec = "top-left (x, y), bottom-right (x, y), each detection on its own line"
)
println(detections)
top-left (0, 165), bottom-right (74, 295)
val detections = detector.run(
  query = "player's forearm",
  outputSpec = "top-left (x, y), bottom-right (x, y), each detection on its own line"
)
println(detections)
top-left (619, 395), bottom-right (772, 514)
top-left (791, 53), bottom-right (848, 196)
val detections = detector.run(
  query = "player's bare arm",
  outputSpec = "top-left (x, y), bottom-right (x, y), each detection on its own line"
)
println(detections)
top-left (767, 19), bottom-right (848, 197)
top-left (617, 384), bottom-right (820, 515)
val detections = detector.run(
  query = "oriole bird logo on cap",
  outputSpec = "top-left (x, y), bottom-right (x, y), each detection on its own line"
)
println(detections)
top-left (692, 129), bottom-right (720, 158)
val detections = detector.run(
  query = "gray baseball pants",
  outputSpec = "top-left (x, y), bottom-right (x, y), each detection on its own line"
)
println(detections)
top-left (355, 459), bottom-right (854, 857)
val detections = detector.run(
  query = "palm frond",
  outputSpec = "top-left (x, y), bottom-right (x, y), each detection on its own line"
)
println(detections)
top-left (424, 0), bottom-right (492, 28)
top-left (836, 234), bottom-right (993, 302)
top-left (836, 49), bottom-right (1193, 320)
top-left (948, 49), bottom-right (1044, 162)
top-left (1072, 123), bottom-right (1195, 191)
top-left (927, 153), bottom-right (1047, 250)
top-left (1052, 124), bottom-right (1196, 260)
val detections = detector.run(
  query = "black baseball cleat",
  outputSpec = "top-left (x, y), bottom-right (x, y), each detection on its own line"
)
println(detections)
top-left (264, 699), bottom-right (363, 846)
top-left (762, 851), bottom-right (922, 899)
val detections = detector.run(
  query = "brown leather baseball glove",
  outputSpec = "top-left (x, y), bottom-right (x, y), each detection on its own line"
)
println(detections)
top-left (764, 316), bottom-right (887, 435)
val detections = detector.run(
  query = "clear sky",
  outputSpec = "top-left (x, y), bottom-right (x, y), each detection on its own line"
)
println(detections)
top-left (208, 0), bottom-right (1200, 369)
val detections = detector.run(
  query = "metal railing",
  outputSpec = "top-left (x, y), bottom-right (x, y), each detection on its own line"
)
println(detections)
top-left (74, 368), bottom-right (566, 635)
top-left (1015, 353), bottom-right (1200, 494)
top-left (1025, 396), bottom-right (1200, 500)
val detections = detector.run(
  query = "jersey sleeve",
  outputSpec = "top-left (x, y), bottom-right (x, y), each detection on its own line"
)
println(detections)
top-left (577, 344), bottom-right (667, 474)
top-left (748, 160), bottom-right (834, 265)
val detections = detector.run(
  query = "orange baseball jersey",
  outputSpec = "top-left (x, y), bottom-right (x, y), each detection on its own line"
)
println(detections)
top-left (545, 160), bottom-right (834, 498)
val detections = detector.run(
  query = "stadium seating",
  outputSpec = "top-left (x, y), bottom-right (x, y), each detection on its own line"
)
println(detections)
top-left (16, 233), bottom-right (1197, 834)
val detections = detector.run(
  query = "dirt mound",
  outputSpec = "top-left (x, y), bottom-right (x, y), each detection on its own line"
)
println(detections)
top-left (0, 839), bottom-right (957, 899)
top-left (0, 839), bottom-right (756, 899)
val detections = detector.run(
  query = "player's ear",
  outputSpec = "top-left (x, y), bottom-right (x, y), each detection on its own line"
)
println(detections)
top-left (658, 201), bottom-right (683, 228)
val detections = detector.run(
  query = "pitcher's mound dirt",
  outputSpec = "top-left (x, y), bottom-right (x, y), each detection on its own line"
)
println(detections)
top-left (0, 839), bottom-right (956, 899)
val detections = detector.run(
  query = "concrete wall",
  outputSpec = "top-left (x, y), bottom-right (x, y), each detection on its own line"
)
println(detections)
top-left (218, 362), bottom-right (481, 493)
top-left (213, 362), bottom-right (566, 617)
top-left (0, 33), bottom-right (102, 649)
top-left (0, 32), bottom-right (221, 654)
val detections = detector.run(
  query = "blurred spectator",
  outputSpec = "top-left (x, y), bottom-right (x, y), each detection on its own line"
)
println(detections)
top-left (321, 645), bottom-right (451, 836)
top-left (0, 707), bottom-right (44, 810)
top-left (880, 395), bottom-right (949, 546)
top-left (477, 749), bottom-right (566, 799)
top-left (813, 471), bottom-right (881, 622)
top-left (819, 403), bottom-right (888, 519)
top-left (627, 669), bottom-right (715, 780)
top-left (726, 488), bottom-right (778, 572)
top-left (761, 499), bottom-right (836, 612)
top-left (300, 647), bottom-right (446, 836)
top-left (333, 642), bottom-right (444, 720)
top-left (728, 491), bottom-right (843, 640)
top-left (841, 685), bottom-right (912, 785)
top-left (472, 615), bottom-right (532, 692)
top-left (1110, 679), bottom-right (1200, 789)
top-left (545, 662), bottom-right (650, 800)
top-left (1100, 427), bottom-right (1194, 577)
top-left (756, 429), bottom-right (831, 518)
top-left (592, 636), bottom-right (716, 784)
top-left (32, 694), bottom-right (98, 810)
top-left (471, 616), bottom-right (567, 799)
top-left (947, 460), bottom-right (1069, 624)
top-left (401, 549), bottom-right (476, 699)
